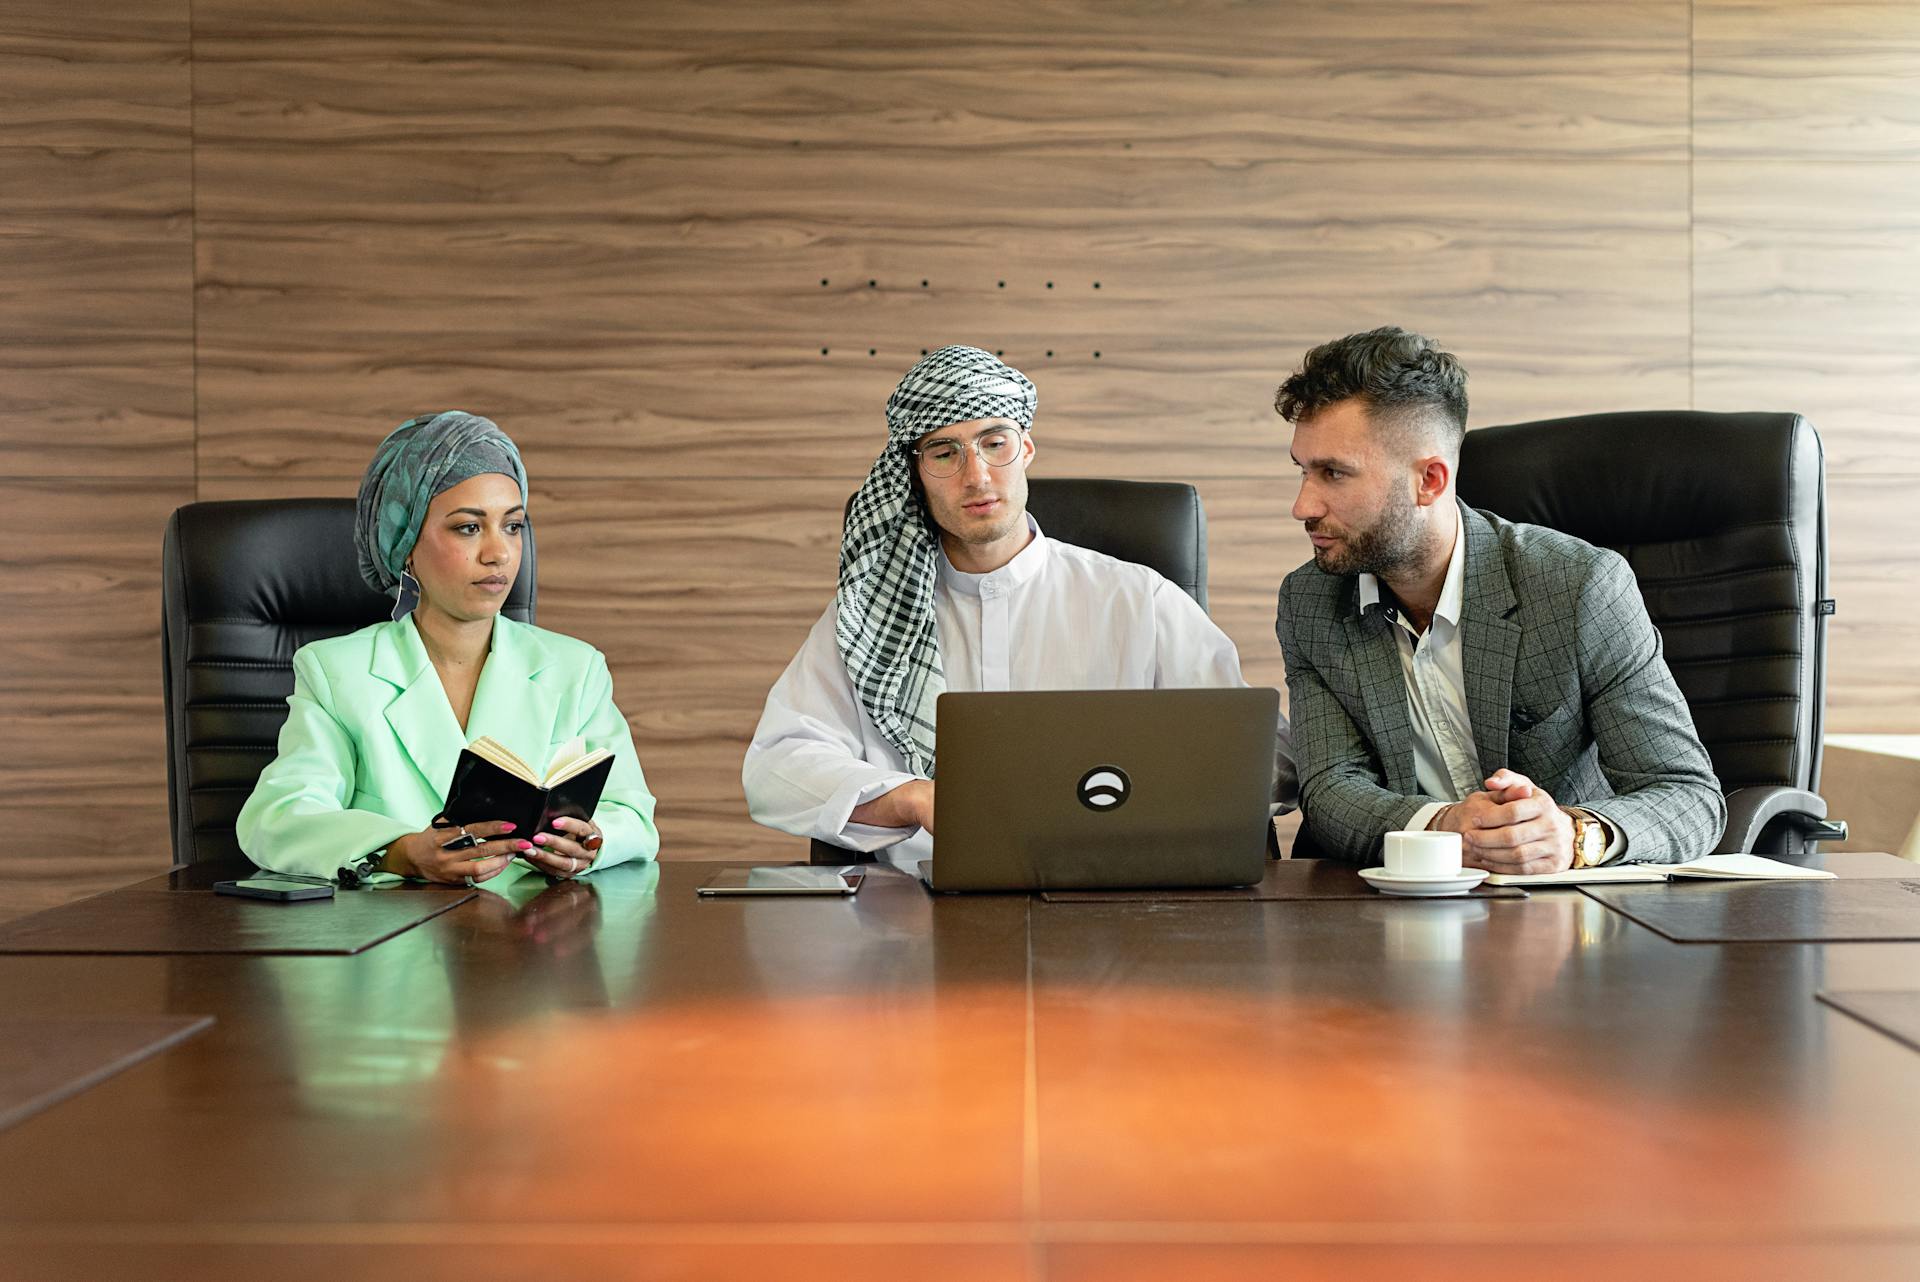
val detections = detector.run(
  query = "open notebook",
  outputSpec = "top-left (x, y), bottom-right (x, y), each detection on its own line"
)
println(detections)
top-left (1484, 853), bottom-right (1838, 888)
top-left (440, 736), bottom-right (614, 840)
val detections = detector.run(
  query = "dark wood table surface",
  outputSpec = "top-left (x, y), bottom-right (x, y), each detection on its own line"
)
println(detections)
top-left (2, 853), bottom-right (1919, 1281)
top-left (0, 861), bottom-right (477, 955)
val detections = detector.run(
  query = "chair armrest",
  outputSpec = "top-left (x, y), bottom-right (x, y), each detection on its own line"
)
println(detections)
top-left (1714, 786), bottom-right (1844, 855)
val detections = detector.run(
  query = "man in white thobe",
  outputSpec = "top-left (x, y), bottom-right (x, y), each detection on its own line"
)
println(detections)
top-left (743, 345), bottom-right (1295, 874)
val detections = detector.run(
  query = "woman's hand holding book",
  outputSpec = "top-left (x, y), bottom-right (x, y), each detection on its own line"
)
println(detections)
top-left (385, 818), bottom-right (525, 885)
top-left (521, 814), bottom-right (604, 879)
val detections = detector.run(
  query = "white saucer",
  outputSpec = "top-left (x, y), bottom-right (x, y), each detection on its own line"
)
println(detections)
top-left (1358, 866), bottom-right (1489, 897)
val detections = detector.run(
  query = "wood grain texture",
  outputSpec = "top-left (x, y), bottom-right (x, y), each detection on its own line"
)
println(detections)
top-left (0, 148), bottom-right (193, 476)
top-left (5, 862), bottom-right (1920, 1267)
top-left (0, 479), bottom-right (193, 874)
top-left (1028, 885), bottom-right (1920, 1228)
top-left (1694, 161), bottom-right (1920, 475)
top-left (192, 0), bottom-right (1687, 159)
top-left (0, 0), bottom-right (194, 765)
top-left (193, 147), bottom-right (1688, 482)
top-left (6, 1241), bottom-right (1916, 1282)
top-left (5, 860), bottom-right (1920, 1268)
top-left (0, 1243), bottom-right (1035, 1282)
top-left (1195, 475), bottom-right (1310, 698)
top-left (1824, 477), bottom-right (1920, 735)
top-left (0, 861), bottom-right (161, 929)
top-left (0, 0), bottom-right (189, 148)
top-left (1696, 1), bottom-right (1920, 159)
top-left (0, 868), bottom-right (1038, 1226)
top-left (1692, 156), bottom-right (1920, 734)
top-left (1047, 1243), bottom-right (1920, 1282)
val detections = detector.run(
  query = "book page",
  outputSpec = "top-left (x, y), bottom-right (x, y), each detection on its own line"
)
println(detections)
top-left (543, 737), bottom-right (613, 787)
top-left (1483, 865), bottom-right (1671, 887)
top-left (1667, 854), bottom-right (1837, 880)
top-left (466, 736), bottom-right (538, 785)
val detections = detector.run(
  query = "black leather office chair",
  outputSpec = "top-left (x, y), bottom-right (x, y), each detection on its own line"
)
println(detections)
top-left (1458, 410), bottom-right (1843, 856)
top-left (160, 498), bottom-right (537, 865)
top-left (808, 477), bottom-right (1212, 863)
top-left (1020, 477), bottom-right (1209, 607)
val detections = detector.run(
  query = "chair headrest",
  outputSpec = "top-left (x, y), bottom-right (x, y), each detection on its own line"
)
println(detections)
top-left (1458, 411), bottom-right (1821, 548)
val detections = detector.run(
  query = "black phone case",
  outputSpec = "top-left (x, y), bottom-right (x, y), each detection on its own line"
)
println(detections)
top-left (214, 879), bottom-right (335, 902)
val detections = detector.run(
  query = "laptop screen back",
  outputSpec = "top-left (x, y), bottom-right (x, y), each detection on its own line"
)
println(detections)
top-left (929, 687), bottom-right (1278, 891)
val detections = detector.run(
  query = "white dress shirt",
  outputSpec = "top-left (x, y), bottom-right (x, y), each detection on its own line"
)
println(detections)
top-left (743, 520), bottom-right (1295, 873)
top-left (1360, 516), bottom-right (1479, 832)
top-left (1362, 516), bottom-right (1622, 860)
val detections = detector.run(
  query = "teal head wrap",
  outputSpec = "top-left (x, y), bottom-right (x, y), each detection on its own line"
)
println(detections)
top-left (353, 411), bottom-right (528, 601)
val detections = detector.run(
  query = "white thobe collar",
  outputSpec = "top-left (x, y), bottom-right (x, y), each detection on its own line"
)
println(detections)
top-left (1357, 512), bottom-right (1466, 633)
top-left (937, 516), bottom-right (1049, 598)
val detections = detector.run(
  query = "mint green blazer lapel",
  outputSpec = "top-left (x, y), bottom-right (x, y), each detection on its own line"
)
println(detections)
top-left (371, 616), bottom-right (566, 799)
top-left (463, 617), bottom-right (561, 772)
top-left (371, 617), bottom-right (464, 800)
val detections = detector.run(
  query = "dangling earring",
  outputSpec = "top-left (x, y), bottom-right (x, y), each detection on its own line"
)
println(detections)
top-left (391, 565), bottom-right (421, 621)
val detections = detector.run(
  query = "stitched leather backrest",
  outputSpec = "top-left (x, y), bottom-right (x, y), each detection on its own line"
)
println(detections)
top-left (843, 477), bottom-right (1211, 610)
top-left (1457, 411), bottom-right (1828, 794)
top-left (160, 498), bottom-right (537, 864)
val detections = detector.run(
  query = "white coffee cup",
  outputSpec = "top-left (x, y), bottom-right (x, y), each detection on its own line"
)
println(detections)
top-left (1383, 829), bottom-right (1463, 879)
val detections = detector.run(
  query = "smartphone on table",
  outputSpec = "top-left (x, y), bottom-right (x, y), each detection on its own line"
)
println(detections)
top-left (214, 878), bottom-right (335, 902)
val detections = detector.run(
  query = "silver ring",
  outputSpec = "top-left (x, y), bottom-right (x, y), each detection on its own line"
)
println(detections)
top-left (569, 857), bottom-right (580, 877)
top-left (463, 874), bottom-right (476, 888)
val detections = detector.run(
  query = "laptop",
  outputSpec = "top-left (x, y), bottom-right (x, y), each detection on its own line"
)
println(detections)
top-left (918, 687), bottom-right (1280, 892)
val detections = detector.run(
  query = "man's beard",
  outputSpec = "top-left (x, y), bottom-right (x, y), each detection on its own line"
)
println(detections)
top-left (1310, 486), bottom-right (1428, 578)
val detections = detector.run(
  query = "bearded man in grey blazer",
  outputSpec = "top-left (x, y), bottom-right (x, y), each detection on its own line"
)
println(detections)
top-left (1272, 328), bottom-right (1726, 873)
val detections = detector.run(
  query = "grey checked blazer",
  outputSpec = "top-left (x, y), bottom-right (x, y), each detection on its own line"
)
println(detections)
top-left (1274, 502), bottom-right (1726, 864)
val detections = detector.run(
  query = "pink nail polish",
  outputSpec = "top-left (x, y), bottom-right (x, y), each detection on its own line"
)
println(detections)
top-left (533, 834), bottom-right (548, 845)
top-left (501, 823), bottom-right (516, 832)
top-left (516, 841), bottom-right (532, 852)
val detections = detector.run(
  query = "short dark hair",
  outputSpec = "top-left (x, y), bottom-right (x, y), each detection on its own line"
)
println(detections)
top-left (1274, 327), bottom-right (1468, 454)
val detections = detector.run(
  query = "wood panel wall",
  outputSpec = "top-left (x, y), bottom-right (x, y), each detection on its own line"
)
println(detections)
top-left (3, 0), bottom-right (1914, 906)
top-left (1, 1), bottom-right (192, 915)
top-left (1693, 0), bottom-right (1920, 730)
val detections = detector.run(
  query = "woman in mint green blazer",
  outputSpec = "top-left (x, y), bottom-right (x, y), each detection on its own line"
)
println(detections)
top-left (237, 412), bottom-right (659, 887)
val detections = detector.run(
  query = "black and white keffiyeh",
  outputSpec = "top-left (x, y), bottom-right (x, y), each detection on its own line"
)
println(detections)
top-left (835, 345), bottom-right (1038, 775)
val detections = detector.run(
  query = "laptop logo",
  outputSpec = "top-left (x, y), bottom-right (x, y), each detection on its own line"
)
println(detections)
top-left (1077, 765), bottom-right (1132, 812)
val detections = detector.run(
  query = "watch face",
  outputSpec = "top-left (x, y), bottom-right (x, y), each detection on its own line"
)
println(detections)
top-left (1576, 814), bottom-right (1604, 865)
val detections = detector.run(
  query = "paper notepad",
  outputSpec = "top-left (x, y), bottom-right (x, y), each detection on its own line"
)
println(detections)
top-left (1484, 853), bottom-right (1837, 887)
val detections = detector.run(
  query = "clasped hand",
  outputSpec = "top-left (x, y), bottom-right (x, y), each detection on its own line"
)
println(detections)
top-left (1431, 769), bottom-right (1576, 875)
top-left (385, 815), bottom-right (604, 884)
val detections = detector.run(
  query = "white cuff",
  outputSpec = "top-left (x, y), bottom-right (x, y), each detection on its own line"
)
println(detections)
top-left (820, 771), bottom-right (922, 850)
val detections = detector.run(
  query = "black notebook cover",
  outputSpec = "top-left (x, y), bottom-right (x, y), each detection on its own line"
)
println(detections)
top-left (441, 749), bottom-right (615, 838)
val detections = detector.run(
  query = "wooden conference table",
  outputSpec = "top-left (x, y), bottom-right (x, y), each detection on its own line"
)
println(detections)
top-left (2, 854), bottom-right (1919, 1281)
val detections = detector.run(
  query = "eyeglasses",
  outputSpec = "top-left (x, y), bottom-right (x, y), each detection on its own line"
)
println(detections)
top-left (911, 427), bottom-right (1027, 478)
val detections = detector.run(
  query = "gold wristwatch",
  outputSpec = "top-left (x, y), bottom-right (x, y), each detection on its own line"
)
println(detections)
top-left (1568, 807), bottom-right (1609, 868)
